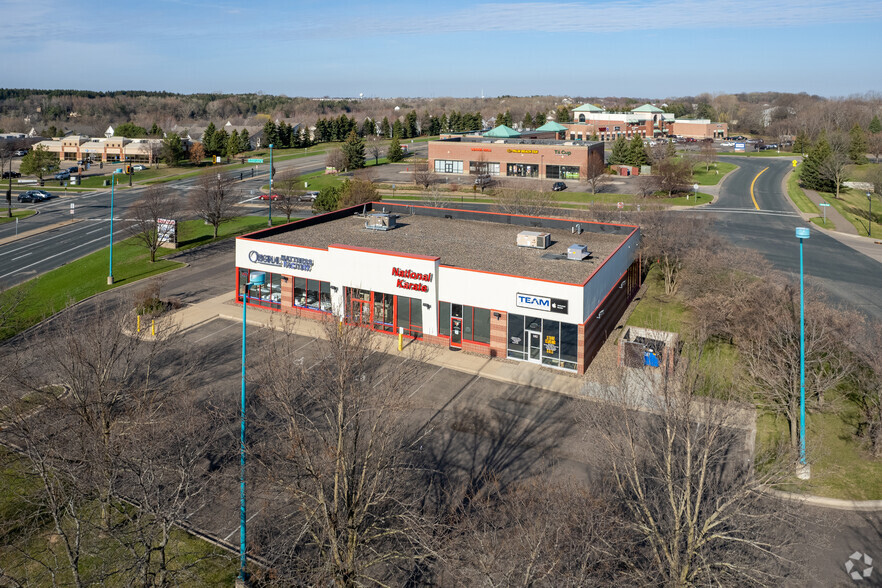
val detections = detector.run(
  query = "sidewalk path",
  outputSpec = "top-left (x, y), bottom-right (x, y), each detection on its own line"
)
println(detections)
top-left (802, 187), bottom-right (859, 235)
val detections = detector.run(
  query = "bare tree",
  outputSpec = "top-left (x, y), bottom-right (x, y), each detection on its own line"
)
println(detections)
top-left (125, 185), bottom-right (180, 262)
top-left (852, 320), bottom-right (882, 457)
top-left (422, 183), bottom-right (454, 208)
top-left (655, 156), bottom-right (693, 197)
top-left (0, 139), bottom-right (17, 217)
top-left (411, 159), bottom-right (435, 189)
top-left (732, 279), bottom-right (856, 450)
top-left (252, 320), bottom-right (432, 586)
top-left (367, 135), bottom-right (381, 165)
top-left (582, 360), bottom-right (801, 586)
top-left (818, 148), bottom-right (849, 199)
top-left (492, 181), bottom-right (560, 217)
top-left (325, 147), bottom-right (344, 172)
top-left (639, 212), bottom-right (718, 295)
top-left (273, 171), bottom-right (307, 222)
top-left (868, 132), bottom-right (882, 163)
top-left (585, 155), bottom-right (607, 195)
top-left (635, 172), bottom-right (660, 198)
top-left (189, 172), bottom-right (237, 237)
top-left (699, 140), bottom-right (717, 172)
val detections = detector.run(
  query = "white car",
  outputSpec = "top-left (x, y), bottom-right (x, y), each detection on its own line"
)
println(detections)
top-left (133, 164), bottom-right (148, 171)
top-left (720, 142), bottom-right (734, 147)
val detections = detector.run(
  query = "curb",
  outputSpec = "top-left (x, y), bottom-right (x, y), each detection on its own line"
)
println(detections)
top-left (760, 486), bottom-right (882, 512)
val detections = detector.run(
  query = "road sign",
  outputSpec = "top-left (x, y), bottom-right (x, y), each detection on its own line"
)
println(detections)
top-left (69, 202), bottom-right (75, 215)
top-left (248, 158), bottom-right (264, 163)
top-left (792, 160), bottom-right (798, 167)
top-left (617, 201), bottom-right (624, 209)
top-left (692, 183), bottom-right (699, 192)
top-left (820, 202), bottom-right (831, 207)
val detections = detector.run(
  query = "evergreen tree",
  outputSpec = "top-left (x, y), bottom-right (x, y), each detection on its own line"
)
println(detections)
top-left (160, 132), bottom-right (185, 166)
top-left (227, 130), bottom-right (240, 158)
top-left (239, 128), bottom-right (251, 152)
top-left (522, 112), bottom-right (534, 129)
top-left (801, 135), bottom-right (835, 192)
top-left (439, 113), bottom-right (448, 133)
top-left (392, 119), bottom-right (404, 139)
top-left (361, 117), bottom-right (374, 137)
top-left (341, 130), bottom-right (365, 170)
top-left (792, 131), bottom-right (809, 155)
top-left (405, 110), bottom-right (418, 138)
top-left (608, 136), bottom-right (630, 165)
top-left (555, 106), bottom-right (570, 123)
top-left (313, 185), bottom-right (341, 213)
top-left (299, 126), bottom-right (312, 148)
top-left (386, 136), bottom-right (404, 162)
top-left (380, 116), bottom-right (391, 138)
top-left (535, 111), bottom-right (547, 126)
top-left (277, 121), bottom-right (290, 148)
top-left (448, 111), bottom-right (461, 132)
top-left (628, 134), bottom-right (648, 166)
top-left (149, 122), bottom-right (162, 137)
top-left (262, 119), bottom-right (278, 148)
top-left (314, 119), bottom-right (329, 143)
top-left (214, 129), bottom-right (228, 159)
top-left (202, 122), bottom-right (217, 156)
top-left (503, 110), bottom-right (513, 127)
top-left (337, 114), bottom-right (351, 140)
top-left (848, 123), bottom-right (869, 164)
top-left (429, 116), bottom-right (442, 136)
top-left (870, 115), bottom-right (882, 135)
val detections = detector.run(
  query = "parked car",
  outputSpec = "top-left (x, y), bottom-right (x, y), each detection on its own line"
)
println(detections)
top-left (133, 164), bottom-right (148, 171)
top-left (13, 149), bottom-right (27, 156)
top-left (258, 193), bottom-right (280, 201)
top-left (552, 181), bottom-right (567, 192)
top-left (68, 166), bottom-right (79, 174)
top-left (298, 191), bottom-right (319, 202)
top-left (720, 142), bottom-right (734, 147)
top-left (54, 170), bottom-right (71, 180)
top-left (2, 171), bottom-right (21, 179)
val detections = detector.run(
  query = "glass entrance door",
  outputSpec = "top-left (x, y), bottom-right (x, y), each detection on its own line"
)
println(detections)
top-left (350, 299), bottom-right (371, 326)
top-left (450, 317), bottom-right (463, 349)
top-left (526, 331), bottom-right (541, 362)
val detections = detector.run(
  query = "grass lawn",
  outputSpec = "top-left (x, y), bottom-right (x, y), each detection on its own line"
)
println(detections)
top-left (0, 449), bottom-right (236, 586)
top-left (756, 406), bottom-right (882, 500)
top-left (692, 161), bottom-right (738, 185)
top-left (786, 169), bottom-right (819, 215)
top-left (0, 209), bottom-right (37, 224)
top-left (0, 215), bottom-right (288, 341)
top-left (625, 266), bottom-right (690, 334)
top-left (809, 216), bottom-right (835, 229)
top-left (817, 187), bottom-right (881, 237)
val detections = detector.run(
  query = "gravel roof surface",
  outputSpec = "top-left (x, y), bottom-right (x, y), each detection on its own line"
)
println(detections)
top-left (261, 214), bottom-right (627, 284)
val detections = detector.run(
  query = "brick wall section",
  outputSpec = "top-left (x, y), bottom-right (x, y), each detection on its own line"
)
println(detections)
top-left (581, 260), bottom-right (642, 371)
top-left (489, 310), bottom-right (507, 358)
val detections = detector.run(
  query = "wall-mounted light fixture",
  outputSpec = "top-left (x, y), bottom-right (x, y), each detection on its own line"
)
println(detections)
top-left (282, 276), bottom-right (289, 282)
top-left (330, 285), bottom-right (338, 292)
top-left (423, 302), bottom-right (432, 310)
top-left (493, 312), bottom-right (502, 320)
top-left (597, 310), bottom-right (605, 319)
top-left (619, 280), bottom-right (626, 289)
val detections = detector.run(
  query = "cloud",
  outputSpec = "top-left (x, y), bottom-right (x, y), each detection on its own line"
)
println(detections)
top-left (348, 0), bottom-right (882, 35)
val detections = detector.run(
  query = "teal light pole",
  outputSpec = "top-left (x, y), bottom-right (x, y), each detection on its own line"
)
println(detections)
top-left (268, 143), bottom-right (274, 227)
top-left (107, 170), bottom-right (118, 285)
top-left (795, 227), bottom-right (810, 478)
top-left (239, 270), bottom-right (264, 584)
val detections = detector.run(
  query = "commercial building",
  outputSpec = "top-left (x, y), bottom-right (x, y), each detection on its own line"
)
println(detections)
top-left (565, 103), bottom-right (728, 141)
top-left (30, 135), bottom-right (172, 164)
top-left (429, 126), bottom-right (604, 181)
top-left (236, 203), bottom-right (641, 374)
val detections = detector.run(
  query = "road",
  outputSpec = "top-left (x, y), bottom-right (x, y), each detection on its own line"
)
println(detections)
top-left (694, 156), bottom-right (882, 320)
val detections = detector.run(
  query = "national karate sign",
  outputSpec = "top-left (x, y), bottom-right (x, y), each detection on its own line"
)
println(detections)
top-left (392, 267), bottom-right (432, 293)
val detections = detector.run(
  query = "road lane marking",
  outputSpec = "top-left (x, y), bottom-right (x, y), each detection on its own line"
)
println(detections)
top-left (750, 167), bottom-right (768, 211)
top-left (11, 253), bottom-right (29, 261)
top-left (0, 229), bottom-right (128, 281)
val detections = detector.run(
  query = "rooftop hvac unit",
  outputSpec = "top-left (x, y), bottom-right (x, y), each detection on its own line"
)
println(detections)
top-left (517, 230), bottom-right (551, 249)
top-left (567, 244), bottom-right (591, 260)
top-left (365, 213), bottom-right (397, 231)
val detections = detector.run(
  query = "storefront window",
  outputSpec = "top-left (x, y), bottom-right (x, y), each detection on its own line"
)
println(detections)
top-left (439, 302), bottom-right (450, 336)
top-left (439, 303), bottom-right (490, 345)
top-left (506, 163), bottom-right (538, 178)
top-left (293, 278), bottom-right (332, 313)
top-left (434, 159), bottom-right (463, 174)
top-left (560, 323), bottom-right (579, 371)
top-left (396, 296), bottom-right (423, 339)
top-left (507, 313), bottom-right (525, 360)
top-left (469, 161), bottom-right (500, 176)
top-left (473, 308), bottom-right (490, 344)
top-left (542, 319), bottom-right (560, 367)
top-left (546, 165), bottom-right (581, 180)
top-left (239, 269), bottom-right (281, 310)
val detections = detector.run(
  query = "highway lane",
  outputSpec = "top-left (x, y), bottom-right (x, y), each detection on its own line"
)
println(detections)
top-left (698, 156), bottom-right (882, 320)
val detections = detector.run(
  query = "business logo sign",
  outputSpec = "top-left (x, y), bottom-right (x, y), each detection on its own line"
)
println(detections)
top-left (392, 267), bottom-right (432, 292)
top-left (554, 149), bottom-right (572, 156)
top-left (470, 147), bottom-right (492, 152)
top-left (516, 293), bottom-right (568, 314)
top-left (507, 148), bottom-right (538, 154)
top-left (248, 250), bottom-right (314, 271)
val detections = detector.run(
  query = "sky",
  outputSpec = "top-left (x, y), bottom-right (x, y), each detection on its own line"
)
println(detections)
top-left (1, 0), bottom-right (881, 99)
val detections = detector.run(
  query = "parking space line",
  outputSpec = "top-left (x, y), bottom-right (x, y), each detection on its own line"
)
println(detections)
top-left (191, 321), bottom-right (239, 344)
top-left (409, 365), bottom-right (445, 398)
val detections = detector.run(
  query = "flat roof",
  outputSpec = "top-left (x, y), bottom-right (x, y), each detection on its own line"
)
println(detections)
top-left (436, 136), bottom-right (602, 148)
top-left (252, 207), bottom-right (629, 285)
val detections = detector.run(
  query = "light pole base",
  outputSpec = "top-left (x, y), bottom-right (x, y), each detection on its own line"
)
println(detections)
top-left (235, 577), bottom-right (249, 588)
top-left (107, 276), bottom-right (114, 285)
top-left (796, 463), bottom-right (811, 480)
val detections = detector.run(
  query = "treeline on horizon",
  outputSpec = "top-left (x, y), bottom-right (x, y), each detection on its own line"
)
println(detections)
top-left (0, 88), bottom-right (879, 142)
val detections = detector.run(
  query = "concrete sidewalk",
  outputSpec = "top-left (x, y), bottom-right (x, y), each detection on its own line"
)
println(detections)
top-left (801, 187), bottom-right (859, 235)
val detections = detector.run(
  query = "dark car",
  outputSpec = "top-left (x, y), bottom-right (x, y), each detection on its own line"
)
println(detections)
top-left (2, 171), bottom-right (21, 179)
top-left (17, 191), bottom-right (43, 203)
top-left (68, 166), bottom-right (79, 174)
top-left (552, 181), bottom-right (567, 191)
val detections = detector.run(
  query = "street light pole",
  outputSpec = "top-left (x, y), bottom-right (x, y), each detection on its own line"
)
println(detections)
top-left (108, 172), bottom-right (117, 285)
top-left (867, 192), bottom-right (873, 238)
top-left (795, 227), bottom-right (810, 480)
top-left (238, 270), bottom-right (265, 585)
top-left (268, 144), bottom-right (274, 227)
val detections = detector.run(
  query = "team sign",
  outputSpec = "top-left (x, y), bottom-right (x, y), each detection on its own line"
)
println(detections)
top-left (248, 250), bottom-right (314, 271)
top-left (392, 267), bottom-right (433, 292)
top-left (516, 293), bottom-right (569, 314)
